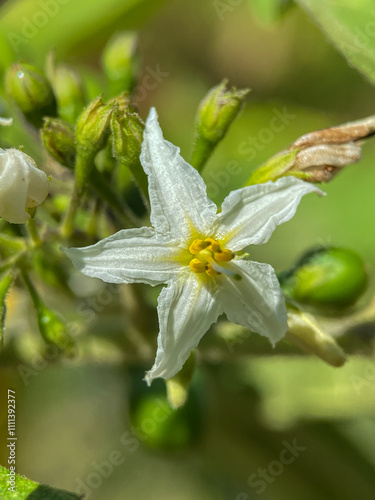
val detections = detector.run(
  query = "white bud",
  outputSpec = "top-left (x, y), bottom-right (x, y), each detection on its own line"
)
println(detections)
top-left (0, 148), bottom-right (49, 224)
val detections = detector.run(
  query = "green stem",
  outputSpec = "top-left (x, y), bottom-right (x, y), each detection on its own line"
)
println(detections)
top-left (191, 134), bottom-right (215, 172)
top-left (0, 234), bottom-right (25, 251)
top-left (0, 253), bottom-right (25, 274)
top-left (91, 169), bottom-right (138, 227)
top-left (87, 199), bottom-right (101, 238)
top-left (61, 184), bottom-right (82, 239)
top-left (27, 218), bottom-right (42, 247)
top-left (21, 268), bottom-right (42, 309)
top-left (0, 273), bottom-right (14, 301)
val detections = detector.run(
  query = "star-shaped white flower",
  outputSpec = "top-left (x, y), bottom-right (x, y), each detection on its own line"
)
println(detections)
top-left (65, 108), bottom-right (323, 384)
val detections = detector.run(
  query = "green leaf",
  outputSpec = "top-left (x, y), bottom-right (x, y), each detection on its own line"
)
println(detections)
top-left (297, 0), bottom-right (375, 85)
top-left (0, 466), bottom-right (82, 499)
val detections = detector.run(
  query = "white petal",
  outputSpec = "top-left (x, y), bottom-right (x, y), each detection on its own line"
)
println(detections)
top-left (140, 108), bottom-right (217, 241)
top-left (64, 227), bottom-right (182, 286)
top-left (0, 149), bottom-right (48, 224)
top-left (26, 156), bottom-right (49, 208)
top-left (217, 260), bottom-right (287, 345)
top-left (214, 177), bottom-right (324, 251)
top-left (146, 272), bottom-right (222, 383)
top-left (0, 149), bottom-right (30, 223)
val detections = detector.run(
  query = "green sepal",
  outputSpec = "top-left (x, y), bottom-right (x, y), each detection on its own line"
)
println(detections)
top-left (245, 148), bottom-right (300, 185)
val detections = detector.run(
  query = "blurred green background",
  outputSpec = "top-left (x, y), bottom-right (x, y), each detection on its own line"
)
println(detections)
top-left (1, 0), bottom-right (375, 499)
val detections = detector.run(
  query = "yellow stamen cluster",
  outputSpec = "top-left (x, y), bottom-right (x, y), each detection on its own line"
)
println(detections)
top-left (188, 238), bottom-right (235, 277)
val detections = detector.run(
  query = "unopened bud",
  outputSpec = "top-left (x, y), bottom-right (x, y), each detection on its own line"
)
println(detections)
top-left (108, 91), bottom-right (136, 114)
top-left (5, 63), bottom-right (55, 124)
top-left (0, 149), bottom-right (49, 224)
top-left (166, 352), bottom-right (195, 409)
top-left (41, 118), bottom-right (76, 169)
top-left (279, 247), bottom-right (368, 311)
top-left (37, 305), bottom-right (75, 357)
top-left (111, 111), bottom-right (148, 199)
top-left (102, 31), bottom-right (139, 95)
top-left (48, 57), bottom-right (86, 123)
top-left (112, 111), bottom-right (144, 164)
top-left (192, 80), bottom-right (249, 171)
top-left (75, 96), bottom-right (114, 189)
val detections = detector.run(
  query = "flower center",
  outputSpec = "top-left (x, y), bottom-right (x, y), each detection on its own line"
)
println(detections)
top-left (188, 238), bottom-right (240, 279)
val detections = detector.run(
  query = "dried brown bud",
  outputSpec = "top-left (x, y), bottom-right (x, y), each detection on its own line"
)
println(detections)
top-left (286, 116), bottom-right (375, 182)
top-left (290, 143), bottom-right (362, 182)
top-left (290, 115), bottom-right (375, 150)
top-left (247, 115), bottom-right (375, 185)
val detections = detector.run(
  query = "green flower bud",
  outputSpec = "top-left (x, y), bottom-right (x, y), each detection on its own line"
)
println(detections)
top-left (111, 111), bottom-right (143, 165)
top-left (76, 95), bottom-right (114, 158)
top-left (192, 80), bottom-right (249, 171)
top-left (129, 389), bottom-right (201, 450)
top-left (5, 63), bottom-right (56, 124)
top-left (49, 63), bottom-right (86, 123)
top-left (166, 352), bottom-right (195, 409)
top-left (111, 111), bottom-right (148, 200)
top-left (37, 305), bottom-right (75, 358)
top-left (102, 31), bottom-right (139, 95)
top-left (108, 91), bottom-right (136, 114)
top-left (41, 118), bottom-right (76, 169)
top-left (75, 96), bottom-right (114, 190)
top-left (21, 270), bottom-right (75, 357)
top-left (279, 247), bottom-right (368, 311)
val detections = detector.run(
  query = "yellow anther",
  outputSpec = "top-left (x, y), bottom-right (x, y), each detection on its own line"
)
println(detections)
top-left (206, 264), bottom-right (220, 277)
top-left (189, 239), bottom-right (210, 255)
top-left (204, 238), bottom-right (221, 253)
top-left (214, 249), bottom-right (235, 262)
top-left (189, 258), bottom-right (208, 274)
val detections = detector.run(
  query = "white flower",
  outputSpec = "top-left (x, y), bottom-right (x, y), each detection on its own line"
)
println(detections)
top-left (0, 148), bottom-right (49, 224)
top-left (65, 108), bottom-right (323, 383)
